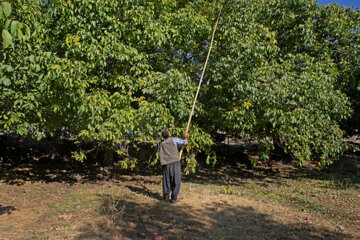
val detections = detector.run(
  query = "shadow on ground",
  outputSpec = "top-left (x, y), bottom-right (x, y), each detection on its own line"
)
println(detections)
top-left (125, 185), bottom-right (163, 201)
top-left (1, 133), bottom-right (359, 191)
top-left (0, 134), bottom-right (160, 185)
top-left (76, 197), bottom-right (350, 240)
top-left (0, 204), bottom-right (17, 215)
top-left (183, 152), bottom-right (360, 190)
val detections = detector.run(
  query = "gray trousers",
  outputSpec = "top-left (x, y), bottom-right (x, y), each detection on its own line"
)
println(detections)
top-left (162, 161), bottom-right (181, 200)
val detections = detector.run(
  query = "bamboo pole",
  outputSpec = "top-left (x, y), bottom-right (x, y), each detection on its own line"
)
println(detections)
top-left (179, 6), bottom-right (224, 160)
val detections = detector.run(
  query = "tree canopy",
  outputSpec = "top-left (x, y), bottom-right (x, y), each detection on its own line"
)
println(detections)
top-left (1, 0), bottom-right (359, 170)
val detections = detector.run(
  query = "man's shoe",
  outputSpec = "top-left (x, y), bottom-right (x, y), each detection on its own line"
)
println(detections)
top-left (171, 199), bottom-right (180, 204)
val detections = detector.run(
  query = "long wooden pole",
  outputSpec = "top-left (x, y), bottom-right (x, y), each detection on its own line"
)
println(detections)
top-left (179, 6), bottom-right (223, 160)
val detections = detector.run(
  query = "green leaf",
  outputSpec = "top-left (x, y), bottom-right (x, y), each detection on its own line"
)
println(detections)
top-left (3, 78), bottom-right (11, 86)
top-left (0, 6), bottom-right (3, 19)
top-left (25, 26), bottom-right (30, 39)
top-left (4, 19), bottom-right (11, 29)
top-left (17, 28), bottom-right (23, 41)
top-left (5, 65), bottom-right (13, 71)
top-left (10, 21), bottom-right (18, 35)
top-left (2, 2), bottom-right (11, 18)
top-left (206, 155), bottom-right (210, 164)
top-left (2, 29), bottom-right (12, 48)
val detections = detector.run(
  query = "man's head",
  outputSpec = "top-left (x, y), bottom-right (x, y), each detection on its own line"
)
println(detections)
top-left (161, 130), bottom-right (171, 139)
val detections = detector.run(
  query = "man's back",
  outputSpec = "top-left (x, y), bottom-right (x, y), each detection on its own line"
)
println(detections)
top-left (159, 138), bottom-right (179, 166)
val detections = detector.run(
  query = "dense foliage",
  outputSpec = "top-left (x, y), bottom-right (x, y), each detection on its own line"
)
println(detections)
top-left (1, 0), bottom-right (359, 170)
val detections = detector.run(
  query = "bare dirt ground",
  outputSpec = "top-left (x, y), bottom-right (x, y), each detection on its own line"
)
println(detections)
top-left (0, 156), bottom-right (359, 240)
top-left (0, 137), bottom-right (359, 239)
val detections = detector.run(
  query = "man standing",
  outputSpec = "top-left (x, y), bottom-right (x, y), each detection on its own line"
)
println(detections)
top-left (159, 130), bottom-right (188, 203)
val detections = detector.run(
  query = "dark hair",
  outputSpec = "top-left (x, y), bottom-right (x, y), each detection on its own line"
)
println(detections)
top-left (162, 130), bottom-right (169, 139)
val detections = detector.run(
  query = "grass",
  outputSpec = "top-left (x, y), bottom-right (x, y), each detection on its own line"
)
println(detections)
top-left (227, 174), bottom-right (359, 220)
top-left (2, 225), bottom-right (14, 232)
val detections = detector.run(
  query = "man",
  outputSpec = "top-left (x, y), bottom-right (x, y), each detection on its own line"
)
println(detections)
top-left (159, 130), bottom-right (188, 203)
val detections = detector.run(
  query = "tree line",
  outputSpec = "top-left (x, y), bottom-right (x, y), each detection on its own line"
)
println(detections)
top-left (1, 0), bottom-right (359, 171)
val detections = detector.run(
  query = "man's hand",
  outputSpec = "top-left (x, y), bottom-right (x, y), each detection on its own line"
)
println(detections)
top-left (184, 132), bottom-right (188, 139)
